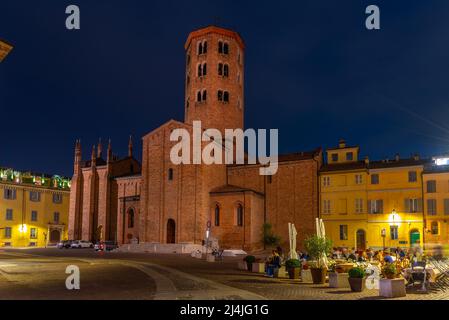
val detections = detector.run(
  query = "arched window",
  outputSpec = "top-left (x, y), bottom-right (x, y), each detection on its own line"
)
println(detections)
top-left (218, 63), bottom-right (223, 76)
top-left (218, 90), bottom-right (223, 101)
top-left (223, 64), bottom-right (229, 77)
top-left (218, 41), bottom-right (223, 54)
top-left (237, 204), bottom-right (243, 226)
top-left (223, 91), bottom-right (229, 103)
top-left (197, 91), bottom-right (202, 102)
top-left (198, 40), bottom-right (207, 55)
top-left (214, 205), bottom-right (220, 226)
top-left (431, 221), bottom-right (439, 235)
top-left (202, 90), bottom-right (207, 101)
top-left (202, 63), bottom-right (207, 76)
top-left (168, 168), bottom-right (173, 181)
top-left (128, 209), bottom-right (134, 228)
top-left (223, 42), bottom-right (229, 55)
top-left (197, 64), bottom-right (202, 77)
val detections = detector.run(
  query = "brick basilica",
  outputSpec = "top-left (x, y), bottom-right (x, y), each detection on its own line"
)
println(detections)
top-left (68, 26), bottom-right (322, 250)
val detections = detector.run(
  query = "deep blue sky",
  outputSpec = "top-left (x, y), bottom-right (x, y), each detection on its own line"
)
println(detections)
top-left (2, 0), bottom-right (449, 176)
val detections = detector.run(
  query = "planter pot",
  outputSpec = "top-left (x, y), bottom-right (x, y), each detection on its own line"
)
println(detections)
top-left (336, 263), bottom-right (354, 273)
top-left (251, 262), bottom-right (265, 273)
top-left (348, 277), bottom-right (366, 292)
top-left (301, 269), bottom-right (313, 283)
top-left (329, 272), bottom-right (350, 288)
top-left (379, 278), bottom-right (406, 298)
top-left (310, 268), bottom-right (327, 284)
top-left (287, 267), bottom-right (301, 279)
top-left (277, 266), bottom-right (288, 278)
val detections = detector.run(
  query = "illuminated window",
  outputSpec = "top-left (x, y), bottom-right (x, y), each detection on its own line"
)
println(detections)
top-left (30, 191), bottom-right (41, 202)
top-left (390, 226), bottom-right (399, 240)
top-left (4, 227), bottom-right (12, 239)
top-left (408, 171), bottom-right (417, 183)
top-left (427, 180), bottom-right (436, 193)
top-left (5, 209), bottom-right (13, 221)
top-left (322, 200), bottom-right (331, 214)
top-left (368, 199), bottom-right (383, 214)
top-left (339, 225), bottom-right (348, 240)
top-left (355, 199), bottom-right (364, 213)
top-left (4, 188), bottom-right (16, 200)
top-left (431, 221), bottom-right (439, 235)
top-left (31, 211), bottom-right (38, 222)
top-left (30, 228), bottom-right (37, 239)
top-left (371, 174), bottom-right (379, 185)
top-left (346, 152), bottom-right (353, 161)
top-left (427, 199), bottom-right (437, 215)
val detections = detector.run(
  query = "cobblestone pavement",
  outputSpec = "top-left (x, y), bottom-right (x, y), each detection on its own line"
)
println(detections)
top-left (2, 248), bottom-right (449, 300)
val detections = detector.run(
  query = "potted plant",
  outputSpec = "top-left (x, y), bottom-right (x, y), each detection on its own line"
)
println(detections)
top-left (243, 255), bottom-right (256, 271)
top-left (348, 266), bottom-right (366, 292)
top-left (304, 235), bottom-right (333, 284)
top-left (285, 259), bottom-right (301, 279)
top-left (379, 263), bottom-right (406, 298)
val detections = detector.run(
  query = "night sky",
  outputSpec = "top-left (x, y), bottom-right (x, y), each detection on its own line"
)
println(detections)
top-left (2, 0), bottom-right (449, 177)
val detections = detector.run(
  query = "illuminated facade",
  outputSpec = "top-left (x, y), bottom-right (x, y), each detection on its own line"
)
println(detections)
top-left (0, 168), bottom-right (70, 247)
top-left (422, 156), bottom-right (449, 248)
top-left (0, 38), bottom-right (13, 62)
top-left (320, 140), bottom-right (428, 250)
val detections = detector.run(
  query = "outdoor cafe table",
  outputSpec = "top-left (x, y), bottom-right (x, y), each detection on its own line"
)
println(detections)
top-left (403, 266), bottom-right (441, 283)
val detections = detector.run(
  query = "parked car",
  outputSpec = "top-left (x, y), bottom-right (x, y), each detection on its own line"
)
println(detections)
top-left (71, 240), bottom-right (94, 249)
top-left (57, 240), bottom-right (74, 249)
top-left (94, 241), bottom-right (118, 252)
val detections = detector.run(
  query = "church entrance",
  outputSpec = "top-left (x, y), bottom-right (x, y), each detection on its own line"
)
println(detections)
top-left (166, 219), bottom-right (176, 244)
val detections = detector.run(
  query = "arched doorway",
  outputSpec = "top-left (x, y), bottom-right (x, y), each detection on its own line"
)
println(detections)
top-left (410, 229), bottom-right (420, 247)
top-left (50, 229), bottom-right (61, 243)
top-left (356, 229), bottom-right (366, 250)
top-left (166, 219), bottom-right (176, 244)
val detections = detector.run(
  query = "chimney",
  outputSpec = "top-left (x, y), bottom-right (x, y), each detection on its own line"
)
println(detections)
top-left (339, 139), bottom-right (346, 148)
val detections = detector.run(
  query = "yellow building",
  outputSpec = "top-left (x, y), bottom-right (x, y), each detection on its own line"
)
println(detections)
top-left (422, 156), bottom-right (449, 249)
top-left (0, 38), bottom-right (13, 62)
top-left (0, 168), bottom-right (70, 247)
top-left (320, 140), bottom-right (427, 251)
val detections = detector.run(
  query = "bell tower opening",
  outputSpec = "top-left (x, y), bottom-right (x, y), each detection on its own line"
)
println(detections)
top-left (184, 26), bottom-right (245, 135)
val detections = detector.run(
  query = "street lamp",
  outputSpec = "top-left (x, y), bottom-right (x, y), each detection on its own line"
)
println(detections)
top-left (381, 228), bottom-right (386, 250)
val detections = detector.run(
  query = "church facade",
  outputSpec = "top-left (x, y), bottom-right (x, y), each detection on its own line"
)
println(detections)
top-left (68, 26), bottom-right (322, 250)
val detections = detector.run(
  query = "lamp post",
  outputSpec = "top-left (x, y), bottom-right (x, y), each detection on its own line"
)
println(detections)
top-left (381, 228), bottom-right (386, 250)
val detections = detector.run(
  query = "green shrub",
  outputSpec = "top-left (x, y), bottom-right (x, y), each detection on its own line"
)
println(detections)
top-left (244, 255), bottom-right (256, 264)
top-left (348, 266), bottom-right (366, 278)
top-left (382, 263), bottom-right (398, 278)
top-left (285, 259), bottom-right (301, 269)
top-left (303, 235), bottom-right (333, 269)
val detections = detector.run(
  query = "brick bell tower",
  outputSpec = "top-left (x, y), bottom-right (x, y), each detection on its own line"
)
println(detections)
top-left (184, 26), bottom-right (245, 134)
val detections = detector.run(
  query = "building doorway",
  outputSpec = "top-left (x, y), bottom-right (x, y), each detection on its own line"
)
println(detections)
top-left (166, 219), bottom-right (176, 244)
top-left (356, 229), bottom-right (366, 250)
top-left (49, 229), bottom-right (61, 243)
top-left (410, 229), bottom-right (420, 247)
